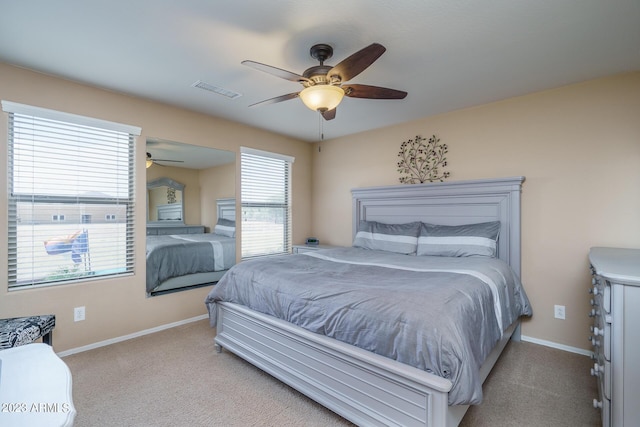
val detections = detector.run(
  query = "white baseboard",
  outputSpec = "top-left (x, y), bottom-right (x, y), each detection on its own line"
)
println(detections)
top-left (55, 316), bottom-right (592, 359)
top-left (521, 335), bottom-right (592, 357)
top-left (57, 314), bottom-right (209, 358)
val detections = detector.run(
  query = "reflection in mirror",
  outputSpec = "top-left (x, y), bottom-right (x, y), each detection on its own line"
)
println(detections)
top-left (146, 139), bottom-right (236, 226)
top-left (146, 138), bottom-right (236, 297)
top-left (147, 177), bottom-right (184, 224)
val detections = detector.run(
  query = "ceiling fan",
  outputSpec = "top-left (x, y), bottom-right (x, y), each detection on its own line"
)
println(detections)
top-left (146, 152), bottom-right (184, 168)
top-left (242, 43), bottom-right (407, 120)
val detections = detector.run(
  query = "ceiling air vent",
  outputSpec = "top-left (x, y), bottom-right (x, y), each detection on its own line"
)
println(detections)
top-left (191, 80), bottom-right (242, 99)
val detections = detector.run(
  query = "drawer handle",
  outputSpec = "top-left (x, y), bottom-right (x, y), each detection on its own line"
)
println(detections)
top-left (589, 336), bottom-right (600, 347)
top-left (590, 326), bottom-right (604, 336)
top-left (588, 308), bottom-right (600, 317)
top-left (590, 298), bottom-right (599, 307)
top-left (590, 363), bottom-right (604, 376)
top-left (589, 286), bottom-right (600, 296)
top-left (593, 399), bottom-right (602, 409)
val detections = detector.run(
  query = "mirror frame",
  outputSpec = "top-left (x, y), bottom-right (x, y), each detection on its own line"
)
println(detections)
top-left (147, 177), bottom-right (185, 226)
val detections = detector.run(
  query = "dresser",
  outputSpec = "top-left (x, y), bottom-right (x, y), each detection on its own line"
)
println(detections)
top-left (589, 247), bottom-right (640, 427)
top-left (146, 225), bottom-right (205, 235)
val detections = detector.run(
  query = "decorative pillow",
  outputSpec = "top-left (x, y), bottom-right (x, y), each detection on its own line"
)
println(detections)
top-left (214, 218), bottom-right (236, 238)
top-left (352, 220), bottom-right (421, 254)
top-left (417, 221), bottom-right (501, 257)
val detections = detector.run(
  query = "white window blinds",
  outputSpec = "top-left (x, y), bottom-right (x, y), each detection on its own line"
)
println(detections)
top-left (3, 101), bottom-right (140, 289)
top-left (240, 147), bottom-right (294, 259)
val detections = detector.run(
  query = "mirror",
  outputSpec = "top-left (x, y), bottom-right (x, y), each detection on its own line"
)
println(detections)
top-left (146, 138), bottom-right (237, 296)
top-left (147, 177), bottom-right (184, 224)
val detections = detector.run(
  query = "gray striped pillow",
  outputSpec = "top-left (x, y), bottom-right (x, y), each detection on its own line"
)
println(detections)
top-left (417, 221), bottom-right (501, 257)
top-left (353, 220), bottom-right (420, 254)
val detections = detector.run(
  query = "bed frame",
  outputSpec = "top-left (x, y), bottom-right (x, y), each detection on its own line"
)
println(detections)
top-left (214, 177), bottom-right (525, 427)
top-left (148, 198), bottom-right (236, 295)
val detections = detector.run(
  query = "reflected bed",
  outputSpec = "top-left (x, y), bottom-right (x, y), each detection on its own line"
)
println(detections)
top-left (146, 198), bottom-right (236, 296)
top-left (147, 232), bottom-right (235, 294)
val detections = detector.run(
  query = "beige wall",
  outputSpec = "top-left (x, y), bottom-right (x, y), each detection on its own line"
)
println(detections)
top-left (311, 72), bottom-right (640, 351)
top-left (0, 62), bottom-right (313, 352)
top-left (199, 162), bottom-right (236, 230)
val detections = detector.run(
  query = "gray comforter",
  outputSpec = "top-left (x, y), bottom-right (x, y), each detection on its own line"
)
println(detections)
top-left (205, 247), bottom-right (531, 405)
top-left (146, 233), bottom-right (236, 292)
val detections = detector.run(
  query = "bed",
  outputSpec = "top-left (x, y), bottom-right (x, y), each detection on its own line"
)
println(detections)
top-left (205, 177), bottom-right (531, 426)
top-left (146, 198), bottom-right (236, 295)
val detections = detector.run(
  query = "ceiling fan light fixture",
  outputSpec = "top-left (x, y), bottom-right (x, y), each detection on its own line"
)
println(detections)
top-left (299, 85), bottom-right (344, 112)
top-left (146, 158), bottom-right (153, 168)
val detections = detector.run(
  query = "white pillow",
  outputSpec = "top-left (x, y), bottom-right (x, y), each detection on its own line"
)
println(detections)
top-left (214, 218), bottom-right (235, 238)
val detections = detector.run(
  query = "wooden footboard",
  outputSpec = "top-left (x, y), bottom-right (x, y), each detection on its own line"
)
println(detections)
top-left (215, 302), bottom-right (518, 427)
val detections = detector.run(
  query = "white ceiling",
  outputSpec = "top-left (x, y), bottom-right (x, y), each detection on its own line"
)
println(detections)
top-left (146, 138), bottom-right (235, 170)
top-left (1, 0), bottom-right (638, 143)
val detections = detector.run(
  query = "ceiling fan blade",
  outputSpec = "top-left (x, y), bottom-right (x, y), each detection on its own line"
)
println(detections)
top-left (343, 84), bottom-right (407, 99)
top-left (321, 108), bottom-right (336, 121)
top-left (241, 60), bottom-right (310, 83)
top-left (249, 92), bottom-right (299, 108)
top-left (327, 43), bottom-right (386, 83)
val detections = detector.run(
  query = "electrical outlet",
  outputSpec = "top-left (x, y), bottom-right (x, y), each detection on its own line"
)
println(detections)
top-left (554, 305), bottom-right (566, 320)
top-left (74, 306), bottom-right (86, 322)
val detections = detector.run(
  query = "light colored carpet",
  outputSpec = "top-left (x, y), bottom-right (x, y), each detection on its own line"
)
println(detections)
top-left (63, 319), bottom-right (601, 427)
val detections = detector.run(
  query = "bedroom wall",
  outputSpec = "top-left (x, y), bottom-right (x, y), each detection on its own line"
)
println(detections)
top-left (311, 72), bottom-right (640, 352)
top-left (199, 162), bottom-right (236, 230)
top-left (0, 62), bottom-right (313, 352)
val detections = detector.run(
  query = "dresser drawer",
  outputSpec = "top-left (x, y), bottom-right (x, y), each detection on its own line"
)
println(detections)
top-left (156, 227), bottom-right (178, 235)
top-left (591, 275), bottom-right (611, 313)
top-left (148, 225), bottom-right (205, 235)
top-left (591, 353), bottom-right (611, 400)
top-left (590, 311), bottom-right (611, 361)
top-left (594, 376), bottom-right (611, 427)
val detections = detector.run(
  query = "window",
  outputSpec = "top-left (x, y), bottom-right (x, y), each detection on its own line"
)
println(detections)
top-left (3, 101), bottom-right (140, 289)
top-left (240, 147), bottom-right (294, 259)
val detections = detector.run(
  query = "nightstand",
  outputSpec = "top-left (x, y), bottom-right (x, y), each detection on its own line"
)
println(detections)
top-left (292, 244), bottom-right (340, 254)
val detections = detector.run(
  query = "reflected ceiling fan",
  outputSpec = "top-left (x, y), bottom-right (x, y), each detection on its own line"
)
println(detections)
top-left (242, 43), bottom-right (407, 120)
top-left (146, 152), bottom-right (184, 168)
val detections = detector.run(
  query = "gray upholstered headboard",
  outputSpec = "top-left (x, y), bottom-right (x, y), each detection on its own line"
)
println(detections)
top-left (217, 198), bottom-right (236, 222)
top-left (351, 177), bottom-right (525, 277)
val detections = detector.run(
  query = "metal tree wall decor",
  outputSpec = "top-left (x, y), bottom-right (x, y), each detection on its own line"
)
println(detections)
top-left (167, 187), bottom-right (177, 204)
top-left (397, 134), bottom-right (450, 184)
